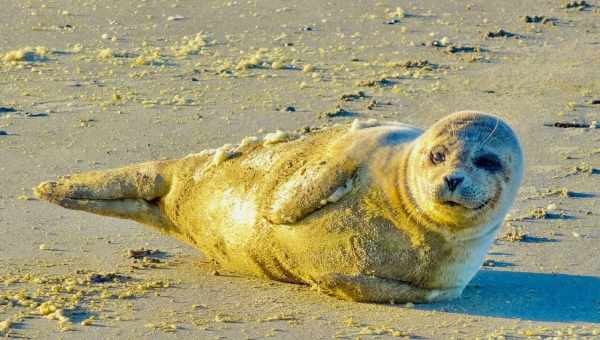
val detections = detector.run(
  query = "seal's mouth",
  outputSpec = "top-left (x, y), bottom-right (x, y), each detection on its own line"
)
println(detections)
top-left (444, 200), bottom-right (461, 207)
top-left (442, 198), bottom-right (491, 210)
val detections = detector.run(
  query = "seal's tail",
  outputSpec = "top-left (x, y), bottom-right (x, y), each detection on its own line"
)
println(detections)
top-left (34, 160), bottom-right (175, 229)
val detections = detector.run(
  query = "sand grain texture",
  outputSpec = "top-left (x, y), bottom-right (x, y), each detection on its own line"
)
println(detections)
top-left (1, 0), bottom-right (600, 338)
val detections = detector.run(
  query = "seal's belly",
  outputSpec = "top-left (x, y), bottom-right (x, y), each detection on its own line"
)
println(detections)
top-left (190, 187), bottom-right (266, 275)
top-left (207, 187), bottom-right (258, 247)
top-left (194, 189), bottom-right (370, 282)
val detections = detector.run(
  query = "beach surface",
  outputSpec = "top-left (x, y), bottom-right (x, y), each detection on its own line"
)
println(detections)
top-left (1, 0), bottom-right (599, 338)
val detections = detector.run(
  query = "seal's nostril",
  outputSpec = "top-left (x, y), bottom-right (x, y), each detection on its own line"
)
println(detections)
top-left (444, 175), bottom-right (464, 192)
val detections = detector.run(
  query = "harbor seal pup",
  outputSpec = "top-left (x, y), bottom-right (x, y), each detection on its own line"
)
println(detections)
top-left (35, 111), bottom-right (523, 303)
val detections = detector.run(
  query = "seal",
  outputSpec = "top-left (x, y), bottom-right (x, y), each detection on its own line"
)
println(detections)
top-left (35, 111), bottom-right (523, 303)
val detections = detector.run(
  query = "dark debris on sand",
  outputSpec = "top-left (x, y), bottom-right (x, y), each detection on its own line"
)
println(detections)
top-left (340, 91), bottom-right (368, 102)
top-left (356, 78), bottom-right (395, 87)
top-left (485, 29), bottom-right (518, 39)
top-left (87, 272), bottom-right (131, 284)
top-left (0, 107), bottom-right (17, 113)
top-left (127, 248), bottom-right (165, 259)
top-left (523, 15), bottom-right (558, 25)
top-left (545, 121), bottom-right (597, 128)
top-left (562, 1), bottom-right (591, 10)
top-left (446, 45), bottom-right (480, 54)
top-left (318, 106), bottom-right (356, 119)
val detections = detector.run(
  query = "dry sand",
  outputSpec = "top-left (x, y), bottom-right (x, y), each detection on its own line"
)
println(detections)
top-left (1, 0), bottom-right (600, 338)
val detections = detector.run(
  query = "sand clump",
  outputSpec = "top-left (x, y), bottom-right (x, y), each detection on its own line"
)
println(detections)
top-left (350, 118), bottom-right (379, 131)
top-left (0, 319), bottom-right (13, 336)
top-left (385, 7), bottom-right (408, 19)
top-left (170, 32), bottom-right (214, 58)
top-left (132, 48), bottom-right (166, 66)
top-left (97, 48), bottom-right (115, 60)
top-left (320, 179), bottom-right (353, 205)
top-left (0, 269), bottom-right (177, 334)
top-left (513, 204), bottom-right (568, 221)
top-left (529, 187), bottom-right (575, 199)
top-left (210, 144), bottom-right (237, 166)
top-left (233, 48), bottom-right (292, 71)
top-left (500, 224), bottom-right (527, 242)
top-left (263, 130), bottom-right (299, 145)
top-left (238, 136), bottom-right (262, 149)
top-left (1, 46), bottom-right (50, 63)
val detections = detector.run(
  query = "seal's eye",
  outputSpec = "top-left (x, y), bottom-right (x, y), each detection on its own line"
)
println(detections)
top-left (430, 146), bottom-right (446, 165)
top-left (474, 154), bottom-right (502, 172)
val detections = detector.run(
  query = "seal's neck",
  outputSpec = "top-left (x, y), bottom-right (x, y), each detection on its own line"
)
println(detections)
top-left (395, 143), bottom-right (440, 229)
top-left (365, 143), bottom-right (439, 247)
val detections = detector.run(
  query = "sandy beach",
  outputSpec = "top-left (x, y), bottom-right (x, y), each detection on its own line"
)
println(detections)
top-left (1, 0), bottom-right (600, 338)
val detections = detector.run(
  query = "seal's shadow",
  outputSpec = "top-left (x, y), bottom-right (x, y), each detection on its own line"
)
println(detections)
top-left (420, 269), bottom-right (600, 323)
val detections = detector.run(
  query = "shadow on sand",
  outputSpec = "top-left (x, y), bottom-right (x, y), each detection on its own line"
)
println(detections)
top-left (420, 269), bottom-right (600, 323)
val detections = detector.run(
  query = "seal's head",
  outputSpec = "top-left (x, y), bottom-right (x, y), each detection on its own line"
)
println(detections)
top-left (406, 111), bottom-right (523, 230)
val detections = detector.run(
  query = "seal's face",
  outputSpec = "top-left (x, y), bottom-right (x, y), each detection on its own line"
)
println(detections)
top-left (408, 112), bottom-right (523, 229)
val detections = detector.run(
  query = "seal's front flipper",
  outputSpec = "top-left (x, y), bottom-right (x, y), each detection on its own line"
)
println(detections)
top-left (34, 160), bottom-right (174, 229)
top-left (267, 158), bottom-right (359, 224)
top-left (313, 273), bottom-right (457, 303)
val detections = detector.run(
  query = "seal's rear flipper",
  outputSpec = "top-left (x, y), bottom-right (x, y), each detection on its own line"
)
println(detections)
top-left (57, 197), bottom-right (173, 228)
top-left (34, 160), bottom-right (174, 229)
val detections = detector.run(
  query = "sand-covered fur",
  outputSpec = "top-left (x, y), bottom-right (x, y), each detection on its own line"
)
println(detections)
top-left (35, 111), bottom-right (523, 303)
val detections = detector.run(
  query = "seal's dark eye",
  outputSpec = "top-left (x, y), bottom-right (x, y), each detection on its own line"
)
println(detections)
top-left (430, 146), bottom-right (446, 165)
top-left (474, 154), bottom-right (502, 172)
